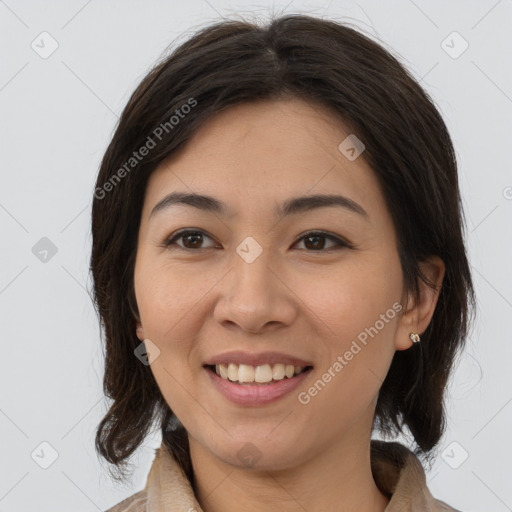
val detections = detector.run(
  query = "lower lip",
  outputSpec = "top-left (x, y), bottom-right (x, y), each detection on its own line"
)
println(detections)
top-left (205, 366), bottom-right (312, 406)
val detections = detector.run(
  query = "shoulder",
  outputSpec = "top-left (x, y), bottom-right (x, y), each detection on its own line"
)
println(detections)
top-left (432, 498), bottom-right (462, 511)
top-left (370, 440), bottom-right (463, 511)
top-left (104, 489), bottom-right (148, 512)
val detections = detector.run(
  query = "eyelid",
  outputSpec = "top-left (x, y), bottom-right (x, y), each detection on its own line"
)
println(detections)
top-left (162, 229), bottom-right (354, 251)
top-left (163, 228), bottom-right (218, 249)
top-left (295, 230), bottom-right (355, 250)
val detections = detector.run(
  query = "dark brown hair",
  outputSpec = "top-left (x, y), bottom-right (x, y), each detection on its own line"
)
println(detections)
top-left (91, 13), bottom-right (475, 482)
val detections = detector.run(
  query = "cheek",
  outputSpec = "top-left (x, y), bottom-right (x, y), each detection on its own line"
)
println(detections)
top-left (296, 251), bottom-right (402, 339)
top-left (134, 255), bottom-right (214, 341)
top-left (296, 295), bottom-right (400, 434)
top-left (133, 259), bottom-right (200, 414)
top-left (294, 251), bottom-right (402, 398)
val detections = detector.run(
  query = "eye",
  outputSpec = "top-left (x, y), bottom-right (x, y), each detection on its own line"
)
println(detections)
top-left (163, 229), bottom-right (353, 252)
top-left (163, 229), bottom-right (218, 250)
top-left (293, 231), bottom-right (353, 251)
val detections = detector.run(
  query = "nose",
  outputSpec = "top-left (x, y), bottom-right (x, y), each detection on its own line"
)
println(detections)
top-left (213, 247), bottom-right (297, 334)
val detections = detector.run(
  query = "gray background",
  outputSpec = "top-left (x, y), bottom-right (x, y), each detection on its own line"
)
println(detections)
top-left (1, 0), bottom-right (511, 510)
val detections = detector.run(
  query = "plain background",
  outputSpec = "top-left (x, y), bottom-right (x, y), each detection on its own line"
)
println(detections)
top-left (1, 0), bottom-right (511, 510)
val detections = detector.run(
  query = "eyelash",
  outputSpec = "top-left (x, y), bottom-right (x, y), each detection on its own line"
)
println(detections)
top-left (162, 229), bottom-right (354, 252)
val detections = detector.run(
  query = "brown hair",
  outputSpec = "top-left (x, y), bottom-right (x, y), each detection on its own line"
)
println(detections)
top-left (91, 14), bottom-right (475, 482)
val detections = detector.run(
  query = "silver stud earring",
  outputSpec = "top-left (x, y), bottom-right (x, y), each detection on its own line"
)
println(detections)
top-left (409, 333), bottom-right (421, 343)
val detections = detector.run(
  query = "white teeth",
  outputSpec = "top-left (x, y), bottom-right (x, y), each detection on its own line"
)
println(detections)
top-left (238, 364), bottom-right (254, 383)
top-left (228, 363), bottom-right (238, 381)
top-left (213, 362), bottom-right (307, 384)
top-left (255, 364), bottom-right (273, 383)
top-left (272, 363), bottom-right (285, 380)
top-left (219, 364), bottom-right (228, 379)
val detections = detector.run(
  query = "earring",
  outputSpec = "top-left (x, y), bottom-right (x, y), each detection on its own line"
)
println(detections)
top-left (409, 333), bottom-right (421, 343)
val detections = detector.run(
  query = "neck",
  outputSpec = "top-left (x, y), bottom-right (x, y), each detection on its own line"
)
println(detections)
top-left (189, 422), bottom-right (389, 512)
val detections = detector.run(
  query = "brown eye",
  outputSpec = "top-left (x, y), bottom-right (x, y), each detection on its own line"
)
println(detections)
top-left (163, 229), bottom-right (353, 252)
top-left (294, 231), bottom-right (352, 251)
top-left (164, 230), bottom-right (216, 250)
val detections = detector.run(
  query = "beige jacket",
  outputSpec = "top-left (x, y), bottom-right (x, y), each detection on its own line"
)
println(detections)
top-left (105, 440), bottom-right (460, 511)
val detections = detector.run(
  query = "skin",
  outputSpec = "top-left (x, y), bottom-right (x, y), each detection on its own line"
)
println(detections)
top-left (134, 97), bottom-right (445, 512)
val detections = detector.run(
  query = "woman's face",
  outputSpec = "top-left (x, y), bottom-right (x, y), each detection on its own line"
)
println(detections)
top-left (134, 98), bottom-right (413, 470)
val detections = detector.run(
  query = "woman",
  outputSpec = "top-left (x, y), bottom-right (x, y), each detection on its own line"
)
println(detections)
top-left (92, 14), bottom-right (474, 511)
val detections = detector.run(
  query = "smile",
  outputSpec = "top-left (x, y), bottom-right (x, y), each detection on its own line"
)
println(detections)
top-left (210, 363), bottom-right (309, 384)
top-left (204, 364), bottom-right (313, 406)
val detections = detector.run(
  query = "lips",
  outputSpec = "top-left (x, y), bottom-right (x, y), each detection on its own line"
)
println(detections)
top-left (205, 365), bottom-right (313, 406)
top-left (203, 350), bottom-right (313, 368)
top-left (203, 350), bottom-right (314, 406)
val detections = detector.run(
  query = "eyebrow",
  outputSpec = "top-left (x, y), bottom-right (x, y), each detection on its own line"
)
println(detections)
top-left (149, 191), bottom-right (369, 220)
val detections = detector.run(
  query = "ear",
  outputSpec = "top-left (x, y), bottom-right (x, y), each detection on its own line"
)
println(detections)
top-left (395, 255), bottom-right (445, 350)
top-left (129, 292), bottom-right (145, 341)
top-left (136, 322), bottom-right (145, 342)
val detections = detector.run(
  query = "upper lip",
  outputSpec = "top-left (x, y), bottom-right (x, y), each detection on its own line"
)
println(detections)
top-left (204, 350), bottom-right (313, 368)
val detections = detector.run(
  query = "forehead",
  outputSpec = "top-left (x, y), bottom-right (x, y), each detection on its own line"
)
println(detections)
top-left (142, 98), bottom-right (388, 224)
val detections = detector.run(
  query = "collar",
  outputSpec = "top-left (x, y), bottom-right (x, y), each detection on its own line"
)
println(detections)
top-left (134, 439), bottom-right (457, 511)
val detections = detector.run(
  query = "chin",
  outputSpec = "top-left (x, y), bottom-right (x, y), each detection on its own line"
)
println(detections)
top-left (203, 429), bottom-right (308, 471)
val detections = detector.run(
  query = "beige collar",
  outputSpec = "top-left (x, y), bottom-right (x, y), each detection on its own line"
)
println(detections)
top-left (114, 440), bottom-right (458, 511)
